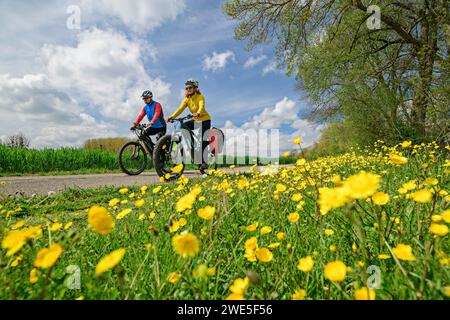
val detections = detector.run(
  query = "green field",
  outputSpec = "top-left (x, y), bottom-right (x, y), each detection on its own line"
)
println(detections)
top-left (0, 145), bottom-right (295, 176)
top-left (0, 141), bottom-right (449, 300)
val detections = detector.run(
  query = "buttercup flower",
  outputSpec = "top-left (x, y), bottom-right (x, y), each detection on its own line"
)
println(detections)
top-left (297, 256), bottom-right (314, 272)
top-left (95, 248), bottom-right (126, 276)
top-left (172, 232), bottom-right (200, 258)
top-left (88, 206), bottom-right (115, 235)
top-left (324, 261), bottom-right (347, 282)
top-left (34, 244), bottom-right (63, 269)
top-left (392, 244), bottom-right (416, 261)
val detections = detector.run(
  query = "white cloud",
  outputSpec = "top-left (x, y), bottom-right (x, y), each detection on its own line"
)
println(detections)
top-left (242, 97), bottom-right (299, 129)
top-left (41, 28), bottom-right (171, 120)
top-left (83, 0), bottom-right (186, 33)
top-left (244, 55), bottom-right (267, 69)
top-left (218, 98), bottom-right (322, 157)
top-left (0, 28), bottom-right (172, 148)
top-left (202, 50), bottom-right (236, 72)
top-left (0, 73), bottom-right (116, 148)
top-left (262, 60), bottom-right (278, 76)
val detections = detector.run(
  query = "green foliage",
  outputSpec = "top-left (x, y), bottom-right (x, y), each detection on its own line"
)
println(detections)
top-left (224, 0), bottom-right (450, 149)
top-left (0, 145), bottom-right (120, 174)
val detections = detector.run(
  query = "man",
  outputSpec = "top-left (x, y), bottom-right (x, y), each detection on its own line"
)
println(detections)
top-left (130, 90), bottom-right (166, 137)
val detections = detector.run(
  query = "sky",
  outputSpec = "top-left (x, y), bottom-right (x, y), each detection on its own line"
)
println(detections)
top-left (0, 0), bottom-right (323, 153)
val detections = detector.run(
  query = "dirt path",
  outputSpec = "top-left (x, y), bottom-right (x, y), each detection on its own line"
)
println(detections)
top-left (0, 166), bottom-right (281, 198)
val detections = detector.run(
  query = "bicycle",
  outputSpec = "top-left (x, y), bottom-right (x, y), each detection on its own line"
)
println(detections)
top-left (118, 124), bottom-right (165, 176)
top-left (153, 115), bottom-right (224, 180)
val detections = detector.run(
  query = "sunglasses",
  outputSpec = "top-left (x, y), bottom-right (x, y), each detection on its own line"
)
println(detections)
top-left (185, 86), bottom-right (194, 90)
top-left (143, 97), bottom-right (152, 100)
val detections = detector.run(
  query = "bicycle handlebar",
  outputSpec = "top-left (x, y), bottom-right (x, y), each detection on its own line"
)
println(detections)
top-left (168, 114), bottom-right (193, 123)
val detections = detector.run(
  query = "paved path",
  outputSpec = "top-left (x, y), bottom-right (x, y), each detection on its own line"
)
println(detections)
top-left (0, 166), bottom-right (283, 198)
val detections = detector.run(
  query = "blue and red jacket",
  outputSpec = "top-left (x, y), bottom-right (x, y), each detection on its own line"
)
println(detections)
top-left (134, 100), bottom-right (166, 128)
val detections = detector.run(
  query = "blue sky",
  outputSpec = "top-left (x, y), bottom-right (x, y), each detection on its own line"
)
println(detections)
top-left (0, 0), bottom-right (322, 152)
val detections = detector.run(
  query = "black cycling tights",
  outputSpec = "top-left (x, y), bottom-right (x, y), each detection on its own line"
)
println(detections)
top-left (184, 120), bottom-right (211, 165)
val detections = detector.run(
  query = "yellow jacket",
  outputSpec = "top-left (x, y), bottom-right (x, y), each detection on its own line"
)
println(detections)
top-left (170, 93), bottom-right (211, 121)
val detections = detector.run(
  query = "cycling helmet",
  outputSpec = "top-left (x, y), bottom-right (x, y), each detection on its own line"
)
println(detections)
top-left (141, 90), bottom-right (153, 99)
top-left (185, 79), bottom-right (198, 87)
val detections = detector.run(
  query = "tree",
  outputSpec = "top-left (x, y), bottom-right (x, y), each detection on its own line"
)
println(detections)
top-left (224, 0), bottom-right (449, 145)
top-left (6, 133), bottom-right (31, 148)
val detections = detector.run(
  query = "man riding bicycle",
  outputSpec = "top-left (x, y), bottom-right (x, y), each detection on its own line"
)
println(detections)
top-left (167, 79), bottom-right (211, 170)
top-left (130, 90), bottom-right (166, 137)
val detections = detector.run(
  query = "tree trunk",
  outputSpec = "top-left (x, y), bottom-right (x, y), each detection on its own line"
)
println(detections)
top-left (412, 7), bottom-right (438, 142)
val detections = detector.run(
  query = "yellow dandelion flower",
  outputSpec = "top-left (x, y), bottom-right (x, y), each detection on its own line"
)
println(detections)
top-left (167, 272), bottom-right (181, 284)
top-left (440, 210), bottom-right (450, 223)
top-left (256, 248), bottom-right (273, 262)
top-left (276, 184), bottom-right (287, 192)
top-left (153, 186), bottom-right (162, 194)
top-left (344, 171), bottom-right (380, 200)
top-left (260, 226), bottom-right (272, 235)
top-left (134, 199), bottom-right (145, 207)
top-left (197, 206), bottom-right (215, 220)
top-left (392, 244), bottom-right (416, 261)
top-left (116, 208), bottom-right (132, 220)
top-left (429, 224), bottom-right (449, 237)
top-left (324, 229), bottom-right (334, 236)
top-left (172, 232), bottom-right (200, 258)
top-left (297, 256), bottom-right (314, 272)
top-left (291, 193), bottom-right (303, 202)
top-left (400, 141), bottom-right (412, 148)
top-left (372, 192), bottom-right (390, 205)
top-left (229, 277), bottom-right (249, 294)
top-left (443, 286), bottom-right (450, 297)
top-left (324, 261), bottom-right (347, 282)
top-left (246, 223), bottom-right (259, 232)
top-left (30, 268), bottom-right (39, 284)
top-left (378, 254), bottom-right (390, 260)
top-left (88, 206), bottom-right (115, 235)
top-left (293, 137), bottom-right (302, 145)
top-left (355, 287), bottom-right (376, 300)
top-left (95, 248), bottom-right (126, 276)
top-left (108, 198), bottom-right (120, 207)
top-left (226, 293), bottom-right (245, 300)
top-left (276, 232), bottom-right (285, 240)
top-left (410, 189), bottom-right (432, 203)
top-left (63, 222), bottom-right (73, 230)
top-left (11, 256), bottom-right (22, 267)
top-left (292, 289), bottom-right (306, 300)
top-left (119, 188), bottom-right (129, 195)
top-left (34, 244), bottom-right (63, 269)
top-left (288, 212), bottom-right (299, 223)
top-left (49, 222), bottom-right (62, 232)
top-left (423, 178), bottom-right (438, 186)
top-left (389, 153), bottom-right (408, 165)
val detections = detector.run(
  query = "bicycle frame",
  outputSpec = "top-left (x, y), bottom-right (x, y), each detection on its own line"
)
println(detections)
top-left (169, 119), bottom-right (204, 165)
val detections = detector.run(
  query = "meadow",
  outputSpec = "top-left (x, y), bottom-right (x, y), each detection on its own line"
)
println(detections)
top-left (0, 140), bottom-right (449, 300)
top-left (0, 144), bottom-right (295, 176)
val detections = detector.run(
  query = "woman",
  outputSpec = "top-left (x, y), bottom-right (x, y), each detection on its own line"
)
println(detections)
top-left (167, 79), bottom-right (211, 169)
top-left (130, 90), bottom-right (166, 137)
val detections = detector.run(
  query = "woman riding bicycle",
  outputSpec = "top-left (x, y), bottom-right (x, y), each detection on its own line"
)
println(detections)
top-left (130, 90), bottom-right (166, 137)
top-left (167, 79), bottom-right (211, 170)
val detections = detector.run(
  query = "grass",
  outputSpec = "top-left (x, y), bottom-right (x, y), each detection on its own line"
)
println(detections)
top-left (0, 144), bottom-right (296, 177)
top-left (0, 141), bottom-right (448, 300)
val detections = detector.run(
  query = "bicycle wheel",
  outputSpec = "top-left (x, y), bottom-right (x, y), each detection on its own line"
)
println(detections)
top-left (199, 150), bottom-right (219, 175)
top-left (118, 141), bottom-right (148, 176)
top-left (153, 135), bottom-right (185, 180)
